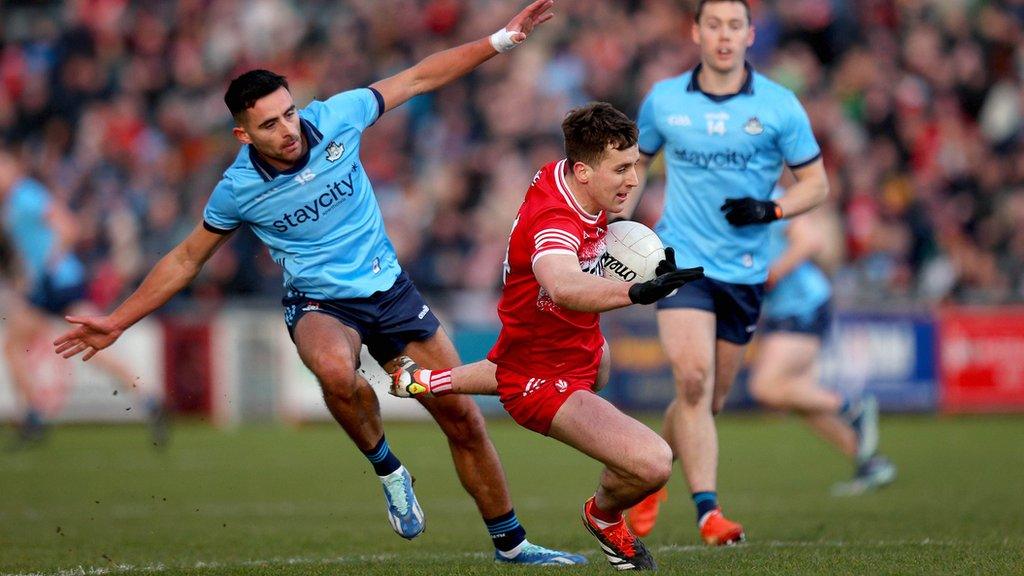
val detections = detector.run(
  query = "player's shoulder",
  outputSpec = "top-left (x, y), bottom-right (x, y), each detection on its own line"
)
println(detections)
top-left (751, 71), bottom-right (802, 106)
top-left (647, 72), bottom-right (692, 100)
top-left (216, 148), bottom-right (266, 195)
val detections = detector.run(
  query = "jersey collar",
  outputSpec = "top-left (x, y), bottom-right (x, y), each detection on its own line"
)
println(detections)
top-left (554, 159), bottom-right (602, 225)
top-left (248, 117), bottom-right (325, 182)
top-left (686, 61), bottom-right (755, 102)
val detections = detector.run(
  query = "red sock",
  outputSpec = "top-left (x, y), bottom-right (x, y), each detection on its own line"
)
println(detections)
top-left (588, 498), bottom-right (623, 524)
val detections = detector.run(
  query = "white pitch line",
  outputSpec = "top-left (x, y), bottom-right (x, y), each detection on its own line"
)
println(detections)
top-left (0, 539), bottom-right (983, 576)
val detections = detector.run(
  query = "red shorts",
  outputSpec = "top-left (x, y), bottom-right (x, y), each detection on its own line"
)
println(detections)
top-left (496, 366), bottom-right (595, 435)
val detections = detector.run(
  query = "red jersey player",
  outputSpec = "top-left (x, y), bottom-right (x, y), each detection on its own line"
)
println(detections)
top-left (388, 103), bottom-right (703, 570)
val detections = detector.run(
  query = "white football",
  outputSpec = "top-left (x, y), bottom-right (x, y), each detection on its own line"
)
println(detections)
top-left (601, 221), bottom-right (665, 283)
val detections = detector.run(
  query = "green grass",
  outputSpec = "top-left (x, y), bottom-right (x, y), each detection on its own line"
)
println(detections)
top-left (1, 414), bottom-right (1022, 575)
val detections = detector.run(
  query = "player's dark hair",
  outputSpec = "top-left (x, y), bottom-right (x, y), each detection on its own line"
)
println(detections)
top-left (224, 69), bottom-right (289, 122)
top-left (695, 0), bottom-right (751, 23)
top-left (562, 102), bottom-right (638, 168)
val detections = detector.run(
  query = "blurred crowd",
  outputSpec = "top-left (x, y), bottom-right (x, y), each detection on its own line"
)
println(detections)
top-left (3, 0), bottom-right (1024, 316)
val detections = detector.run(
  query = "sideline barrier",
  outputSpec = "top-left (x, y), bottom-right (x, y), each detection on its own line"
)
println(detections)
top-left (4, 305), bottom-right (1024, 423)
top-left (939, 307), bottom-right (1024, 413)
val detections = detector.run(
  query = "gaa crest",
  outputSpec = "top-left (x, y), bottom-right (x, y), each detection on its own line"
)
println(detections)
top-left (743, 117), bottom-right (764, 135)
top-left (325, 141), bottom-right (344, 162)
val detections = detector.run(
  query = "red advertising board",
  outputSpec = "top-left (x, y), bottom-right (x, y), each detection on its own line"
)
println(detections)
top-left (939, 307), bottom-right (1024, 413)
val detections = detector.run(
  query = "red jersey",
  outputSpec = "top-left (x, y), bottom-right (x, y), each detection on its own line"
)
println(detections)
top-left (488, 159), bottom-right (608, 380)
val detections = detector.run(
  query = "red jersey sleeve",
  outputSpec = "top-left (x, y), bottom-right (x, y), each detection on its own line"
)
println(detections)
top-left (527, 207), bottom-right (585, 269)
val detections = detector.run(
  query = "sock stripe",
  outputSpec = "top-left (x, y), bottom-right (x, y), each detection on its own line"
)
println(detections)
top-left (366, 439), bottom-right (390, 463)
top-left (487, 518), bottom-right (521, 534)
top-left (693, 493), bottom-right (716, 504)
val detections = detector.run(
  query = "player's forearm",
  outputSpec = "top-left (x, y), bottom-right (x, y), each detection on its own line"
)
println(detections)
top-left (546, 273), bottom-right (634, 313)
top-left (107, 249), bottom-right (203, 331)
top-left (406, 39), bottom-right (498, 96)
top-left (776, 166), bottom-right (829, 218)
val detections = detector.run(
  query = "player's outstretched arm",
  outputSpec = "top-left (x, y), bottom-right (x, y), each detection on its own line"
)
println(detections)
top-left (369, 0), bottom-right (554, 114)
top-left (53, 223), bottom-right (233, 361)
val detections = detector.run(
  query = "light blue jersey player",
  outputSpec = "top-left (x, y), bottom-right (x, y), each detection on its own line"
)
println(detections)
top-left (53, 1), bottom-right (586, 565)
top-left (622, 0), bottom-right (830, 544)
top-left (0, 150), bottom-right (166, 450)
top-left (748, 190), bottom-right (896, 496)
top-left (3, 176), bottom-right (86, 313)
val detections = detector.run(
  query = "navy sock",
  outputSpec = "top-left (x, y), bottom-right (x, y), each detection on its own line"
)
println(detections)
top-left (486, 509), bottom-right (527, 552)
top-left (25, 409), bottom-right (43, 427)
top-left (362, 436), bottom-right (401, 477)
top-left (692, 491), bottom-right (718, 523)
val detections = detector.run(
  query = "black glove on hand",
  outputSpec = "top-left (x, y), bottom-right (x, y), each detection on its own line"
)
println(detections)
top-left (720, 197), bottom-right (782, 226)
top-left (655, 247), bottom-right (678, 276)
top-left (629, 249), bottom-right (704, 305)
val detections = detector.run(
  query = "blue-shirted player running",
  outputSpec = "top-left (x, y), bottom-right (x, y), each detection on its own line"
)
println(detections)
top-left (748, 187), bottom-right (896, 496)
top-left (0, 149), bottom-right (167, 449)
top-left (621, 0), bottom-right (830, 544)
top-left (53, 0), bottom-right (586, 565)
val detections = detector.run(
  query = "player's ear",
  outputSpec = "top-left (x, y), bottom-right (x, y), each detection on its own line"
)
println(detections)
top-left (232, 125), bottom-right (252, 145)
top-left (572, 160), bottom-right (591, 184)
top-left (691, 21), bottom-right (701, 44)
top-left (746, 23), bottom-right (756, 47)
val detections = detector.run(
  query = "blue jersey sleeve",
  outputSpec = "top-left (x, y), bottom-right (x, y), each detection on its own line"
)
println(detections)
top-left (780, 93), bottom-right (821, 168)
top-left (313, 88), bottom-right (385, 133)
top-left (636, 90), bottom-right (664, 157)
top-left (202, 179), bottom-right (242, 234)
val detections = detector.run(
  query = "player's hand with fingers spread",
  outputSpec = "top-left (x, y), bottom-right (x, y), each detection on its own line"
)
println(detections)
top-left (53, 315), bottom-right (124, 361)
top-left (720, 197), bottom-right (782, 226)
top-left (490, 0), bottom-right (555, 53)
top-left (629, 247), bottom-right (704, 305)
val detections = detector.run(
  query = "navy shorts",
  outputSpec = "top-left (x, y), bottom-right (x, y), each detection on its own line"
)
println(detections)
top-left (29, 275), bottom-right (87, 315)
top-left (656, 276), bottom-right (765, 345)
top-left (282, 271), bottom-right (441, 365)
top-left (761, 300), bottom-right (832, 339)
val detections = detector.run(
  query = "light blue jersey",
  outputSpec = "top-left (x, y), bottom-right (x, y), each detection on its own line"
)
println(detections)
top-left (3, 177), bottom-right (84, 289)
top-left (637, 63), bottom-right (821, 284)
top-left (761, 212), bottom-right (831, 321)
top-left (204, 88), bottom-right (401, 300)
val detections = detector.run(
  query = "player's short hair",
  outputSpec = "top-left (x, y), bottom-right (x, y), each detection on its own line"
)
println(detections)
top-left (562, 102), bottom-right (638, 168)
top-left (224, 69), bottom-right (289, 123)
top-left (695, 0), bottom-right (751, 23)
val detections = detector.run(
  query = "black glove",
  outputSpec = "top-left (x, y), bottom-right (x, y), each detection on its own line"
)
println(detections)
top-left (629, 248), bottom-right (704, 305)
top-left (655, 246), bottom-right (678, 276)
top-left (720, 197), bottom-right (782, 226)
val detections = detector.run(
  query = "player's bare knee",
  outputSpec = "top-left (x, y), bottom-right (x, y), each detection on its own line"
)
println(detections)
top-left (313, 358), bottom-right (359, 400)
top-left (748, 378), bottom-right (783, 409)
top-left (674, 366), bottom-right (711, 407)
top-left (634, 442), bottom-right (673, 489)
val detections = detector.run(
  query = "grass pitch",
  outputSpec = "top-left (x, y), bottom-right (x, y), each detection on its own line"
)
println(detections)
top-left (1, 414), bottom-right (1022, 575)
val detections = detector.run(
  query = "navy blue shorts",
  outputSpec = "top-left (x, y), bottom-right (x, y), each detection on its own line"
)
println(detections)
top-left (282, 271), bottom-right (441, 365)
top-left (656, 276), bottom-right (765, 345)
top-left (761, 300), bottom-right (832, 339)
top-left (29, 275), bottom-right (87, 315)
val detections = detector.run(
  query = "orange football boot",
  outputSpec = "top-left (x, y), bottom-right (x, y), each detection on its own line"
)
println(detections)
top-left (699, 508), bottom-right (745, 546)
top-left (625, 487), bottom-right (668, 537)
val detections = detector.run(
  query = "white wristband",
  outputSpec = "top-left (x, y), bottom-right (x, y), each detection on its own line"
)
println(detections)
top-left (489, 28), bottom-right (520, 53)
